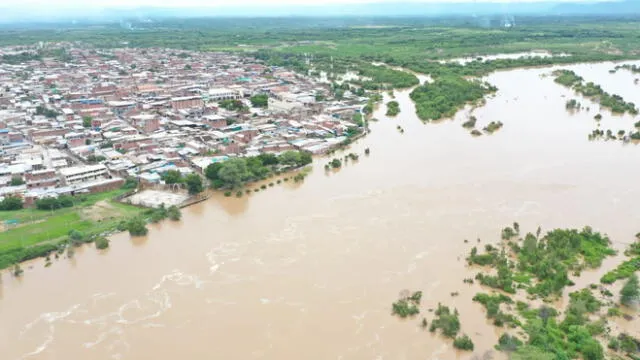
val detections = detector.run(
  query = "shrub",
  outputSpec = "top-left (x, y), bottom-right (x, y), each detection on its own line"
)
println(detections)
top-left (0, 196), bottom-right (23, 210)
top-left (95, 237), bottom-right (110, 250)
top-left (496, 333), bottom-right (522, 352)
top-left (68, 230), bottom-right (84, 243)
top-left (236, 191), bottom-right (243, 198)
top-left (35, 196), bottom-right (74, 210)
top-left (462, 116), bottom-right (477, 128)
top-left (127, 217), bottom-right (148, 236)
top-left (167, 206), bottom-right (181, 221)
top-left (431, 303), bottom-right (461, 338)
top-left (453, 335), bottom-right (474, 351)
top-left (224, 191), bottom-right (232, 197)
top-left (621, 274), bottom-right (639, 306)
top-left (391, 291), bottom-right (422, 318)
top-left (391, 299), bottom-right (420, 318)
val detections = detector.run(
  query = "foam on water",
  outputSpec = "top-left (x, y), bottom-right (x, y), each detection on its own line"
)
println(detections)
top-left (18, 269), bottom-right (204, 360)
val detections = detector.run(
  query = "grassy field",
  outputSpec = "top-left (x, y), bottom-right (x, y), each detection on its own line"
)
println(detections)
top-left (0, 189), bottom-right (144, 269)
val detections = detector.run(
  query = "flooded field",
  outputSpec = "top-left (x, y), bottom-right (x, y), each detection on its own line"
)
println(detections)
top-left (2, 61), bottom-right (640, 360)
top-left (440, 51), bottom-right (571, 65)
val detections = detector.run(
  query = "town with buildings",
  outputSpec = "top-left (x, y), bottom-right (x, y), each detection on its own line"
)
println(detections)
top-left (0, 44), bottom-right (366, 207)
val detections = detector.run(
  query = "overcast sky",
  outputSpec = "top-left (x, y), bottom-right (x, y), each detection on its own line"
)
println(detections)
top-left (10, 0), bottom-right (601, 9)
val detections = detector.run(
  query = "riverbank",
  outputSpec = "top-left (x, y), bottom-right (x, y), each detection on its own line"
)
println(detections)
top-left (0, 189), bottom-right (145, 270)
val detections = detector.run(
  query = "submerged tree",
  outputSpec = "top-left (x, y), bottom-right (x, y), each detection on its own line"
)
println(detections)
top-left (621, 274), bottom-right (639, 307)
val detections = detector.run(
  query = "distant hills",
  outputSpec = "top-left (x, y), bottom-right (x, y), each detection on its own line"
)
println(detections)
top-left (0, 0), bottom-right (638, 24)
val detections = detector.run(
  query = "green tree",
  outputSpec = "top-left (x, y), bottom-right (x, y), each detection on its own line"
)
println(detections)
top-left (257, 153), bottom-right (279, 166)
top-left (127, 217), bottom-right (148, 236)
top-left (511, 346), bottom-right (555, 360)
top-left (82, 116), bottom-right (92, 128)
top-left (167, 205), bottom-right (181, 221)
top-left (68, 229), bottom-right (84, 243)
top-left (453, 334), bottom-right (474, 351)
top-left (278, 150), bottom-right (302, 166)
top-left (218, 158), bottom-right (250, 188)
top-left (621, 274), bottom-right (639, 306)
top-left (204, 162), bottom-right (224, 180)
top-left (163, 170), bottom-right (183, 184)
top-left (9, 176), bottom-right (25, 186)
top-left (250, 94), bottom-right (269, 108)
top-left (122, 177), bottom-right (138, 190)
top-left (185, 174), bottom-right (203, 195)
top-left (0, 196), bottom-right (23, 210)
top-left (95, 237), bottom-right (109, 249)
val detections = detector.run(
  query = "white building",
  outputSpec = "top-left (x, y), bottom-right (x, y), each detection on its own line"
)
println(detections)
top-left (59, 164), bottom-right (108, 185)
top-left (207, 88), bottom-right (241, 101)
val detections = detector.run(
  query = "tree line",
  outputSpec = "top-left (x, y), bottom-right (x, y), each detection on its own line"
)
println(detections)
top-left (205, 150), bottom-right (312, 189)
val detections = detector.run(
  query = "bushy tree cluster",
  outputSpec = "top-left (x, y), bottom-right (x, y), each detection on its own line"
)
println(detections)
top-left (205, 151), bottom-right (312, 189)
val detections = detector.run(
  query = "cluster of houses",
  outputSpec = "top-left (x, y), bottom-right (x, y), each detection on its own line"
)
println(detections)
top-left (0, 44), bottom-right (366, 206)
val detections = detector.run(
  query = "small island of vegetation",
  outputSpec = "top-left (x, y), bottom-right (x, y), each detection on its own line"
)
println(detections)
top-left (464, 224), bottom-right (640, 360)
top-left (410, 76), bottom-right (496, 121)
top-left (386, 100), bottom-right (400, 116)
top-left (553, 70), bottom-right (638, 115)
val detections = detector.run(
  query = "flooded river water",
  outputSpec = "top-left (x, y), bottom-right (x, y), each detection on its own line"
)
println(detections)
top-left (2, 61), bottom-right (640, 360)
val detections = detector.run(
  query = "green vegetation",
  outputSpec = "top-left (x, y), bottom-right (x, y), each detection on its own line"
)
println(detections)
top-left (0, 196), bottom-right (23, 211)
top-left (453, 335), bottom-right (474, 351)
top-left (483, 121), bottom-right (504, 134)
top-left (462, 116), bottom-right (477, 129)
top-left (472, 292), bottom-right (518, 327)
top-left (35, 195), bottom-right (75, 210)
top-left (167, 206), bottom-right (181, 221)
top-left (553, 70), bottom-right (638, 115)
top-left (607, 307), bottom-right (622, 317)
top-left (391, 291), bottom-right (422, 318)
top-left (386, 101), bottom-right (400, 116)
top-left (162, 170), bottom-right (183, 184)
top-left (35, 105), bottom-right (60, 118)
top-left (464, 225), bottom-right (640, 359)
top-left (87, 155), bottom-right (107, 163)
top-left (250, 94), bottom-right (269, 108)
top-left (496, 333), bottom-right (523, 352)
top-left (184, 173), bottom-right (204, 194)
top-left (0, 189), bottom-right (147, 270)
top-left (354, 64), bottom-right (419, 89)
top-left (470, 226), bottom-right (615, 298)
top-left (504, 288), bottom-right (606, 360)
top-left (219, 99), bottom-right (247, 112)
top-left (565, 98), bottom-right (582, 110)
top-left (10, 176), bottom-right (25, 186)
top-left (410, 76), bottom-right (495, 121)
top-left (205, 151), bottom-right (312, 189)
top-left (620, 274), bottom-right (639, 307)
top-left (95, 237), bottom-right (110, 250)
top-left (330, 158), bottom-right (342, 169)
top-left (429, 303), bottom-right (461, 338)
top-left (615, 64), bottom-right (640, 74)
top-left (601, 240), bottom-right (640, 284)
top-left (612, 333), bottom-right (640, 354)
top-left (125, 217), bottom-right (148, 236)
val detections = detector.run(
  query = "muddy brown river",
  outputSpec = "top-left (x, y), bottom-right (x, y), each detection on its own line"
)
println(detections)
top-left (2, 61), bottom-right (640, 360)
